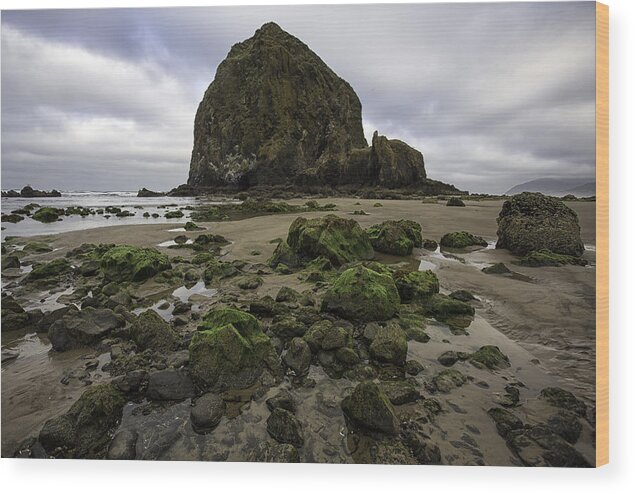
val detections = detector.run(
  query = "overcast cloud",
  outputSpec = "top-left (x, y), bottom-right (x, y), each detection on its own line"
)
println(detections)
top-left (1, 2), bottom-right (596, 193)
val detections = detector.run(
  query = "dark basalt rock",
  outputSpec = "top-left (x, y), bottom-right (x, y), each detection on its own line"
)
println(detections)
top-left (341, 381), bottom-right (399, 435)
top-left (147, 369), bottom-right (196, 401)
top-left (2, 186), bottom-right (62, 198)
top-left (496, 192), bottom-right (584, 257)
top-left (137, 187), bottom-right (165, 197)
top-left (266, 408), bottom-right (304, 447)
top-left (190, 392), bottom-right (226, 433)
top-left (48, 306), bottom-right (125, 352)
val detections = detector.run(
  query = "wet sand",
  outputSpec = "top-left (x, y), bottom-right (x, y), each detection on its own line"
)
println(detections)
top-left (1, 197), bottom-right (596, 462)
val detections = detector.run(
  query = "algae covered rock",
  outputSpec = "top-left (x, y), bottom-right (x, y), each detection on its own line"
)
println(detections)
top-left (266, 408), bottom-right (304, 447)
top-left (517, 249), bottom-right (588, 267)
top-left (32, 207), bottom-right (63, 223)
top-left (341, 381), bottom-right (399, 435)
top-left (469, 345), bottom-right (510, 370)
top-left (189, 308), bottom-right (276, 390)
top-left (39, 384), bottom-right (126, 458)
top-left (25, 258), bottom-right (72, 282)
top-left (100, 245), bottom-right (170, 282)
top-left (482, 262), bottom-right (511, 275)
top-left (366, 220), bottom-right (422, 256)
top-left (369, 322), bottom-right (408, 366)
top-left (496, 192), bottom-right (584, 257)
top-left (539, 387), bottom-right (587, 417)
top-left (446, 197), bottom-right (465, 207)
top-left (393, 269), bottom-right (439, 303)
top-left (282, 337), bottom-right (312, 376)
top-left (428, 294), bottom-right (475, 320)
top-left (130, 309), bottom-right (179, 352)
top-left (440, 231), bottom-right (488, 249)
top-left (287, 215), bottom-right (373, 266)
top-left (321, 265), bottom-right (399, 321)
top-left (48, 306), bottom-right (125, 351)
top-left (268, 241), bottom-right (300, 269)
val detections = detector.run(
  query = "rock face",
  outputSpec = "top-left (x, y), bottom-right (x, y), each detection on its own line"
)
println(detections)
top-left (496, 192), bottom-right (584, 257)
top-left (187, 22), bottom-right (457, 191)
top-left (188, 22), bottom-right (366, 188)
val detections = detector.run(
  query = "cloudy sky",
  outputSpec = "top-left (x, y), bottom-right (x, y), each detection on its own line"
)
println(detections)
top-left (1, 2), bottom-right (596, 193)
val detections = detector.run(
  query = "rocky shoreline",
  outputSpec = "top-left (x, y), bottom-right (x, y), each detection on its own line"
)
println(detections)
top-left (1, 194), bottom-right (596, 465)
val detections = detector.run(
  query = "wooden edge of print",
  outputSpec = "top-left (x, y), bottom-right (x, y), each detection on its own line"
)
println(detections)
top-left (595, 0), bottom-right (609, 468)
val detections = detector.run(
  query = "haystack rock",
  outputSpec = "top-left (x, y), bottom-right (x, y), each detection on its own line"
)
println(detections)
top-left (188, 22), bottom-right (458, 192)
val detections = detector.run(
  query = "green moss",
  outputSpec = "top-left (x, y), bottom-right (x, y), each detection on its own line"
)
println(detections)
top-left (268, 240), bottom-right (300, 269)
top-left (440, 231), bottom-right (488, 249)
top-left (130, 310), bottom-right (179, 351)
top-left (189, 321), bottom-right (274, 390)
top-left (341, 381), bottom-right (399, 434)
top-left (203, 259), bottom-right (239, 283)
top-left (199, 307), bottom-right (261, 339)
top-left (100, 245), bottom-right (170, 282)
top-left (32, 207), bottom-right (64, 223)
top-left (321, 266), bottom-right (400, 321)
top-left (287, 215), bottom-right (374, 267)
top-left (393, 269), bottom-right (439, 303)
top-left (236, 275), bottom-right (263, 290)
top-left (164, 210), bottom-right (184, 219)
top-left (516, 249), bottom-right (588, 267)
top-left (369, 322), bottom-right (408, 365)
top-left (26, 258), bottom-right (71, 282)
top-left (367, 220), bottom-right (422, 256)
top-left (192, 252), bottom-right (216, 265)
top-left (431, 369), bottom-right (468, 393)
top-left (469, 345), bottom-right (511, 370)
top-left (482, 262), bottom-right (511, 274)
top-left (428, 294), bottom-right (475, 320)
top-left (23, 241), bottom-right (53, 253)
top-left (446, 197), bottom-right (465, 207)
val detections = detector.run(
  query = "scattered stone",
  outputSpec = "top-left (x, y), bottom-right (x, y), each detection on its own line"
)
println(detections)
top-left (48, 306), bottom-right (125, 352)
top-left (147, 369), bottom-right (196, 401)
top-left (487, 407), bottom-right (524, 439)
top-left (440, 231), bottom-right (488, 249)
top-left (446, 197), bottom-right (465, 207)
top-left (100, 245), bottom-right (170, 282)
top-left (430, 369), bottom-right (468, 393)
top-left (366, 220), bottom-right (422, 256)
top-left (130, 310), bottom-right (179, 352)
top-left (282, 337), bottom-right (312, 377)
top-left (266, 389), bottom-right (296, 413)
top-left (341, 381), bottom-right (399, 435)
top-left (539, 387), bottom-right (587, 417)
top-left (547, 411), bottom-right (583, 444)
top-left (379, 381), bottom-right (421, 405)
top-left (482, 262), bottom-right (511, 275)
top-left (449, 290), bottom-right (476, 302)
top-left (469, 345), bottom-right (511, 370)
top-left (421, 239), bottom-right (438, 250)
top-left (275, 286), bottom-right (299, 303)
top-left (190, 393), bottom-right (226, 433)
top-left (266, 408), bottom-right (304, 447)
top-left (369, 322), bottom-right (408, 366)
top-left (393, 269), bottom-right (439, 303)
top-left (405, 360), bottom-right (424, 376)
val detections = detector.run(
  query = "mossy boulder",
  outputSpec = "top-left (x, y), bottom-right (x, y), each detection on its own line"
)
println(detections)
top-left (1, 255), bottom-right (20, 270)
top-left (487, 407), bottom-right (524, 438)
top-left (393, 269), bottom-right (439, 303)
top-left (100, 245), bottom-right (170, 282)
top-left (446, 197), bottom-right (465, 207)
top-left (266, 408), bottom-right (304, 447)
top-left (440, 231), bottom-right (488, 249)
top-left (366, 220), bottom-right (422, 256)
top-left (321, 266), bottom-right (399, 321)
top-left (469, 345), bottom-right (511, 370)
top-left (341, 381), bottom-right (399, 435)
top-left (428, 294), bottom-right (475, 320)
top-left (287, 215), bottom-right (374, 267)
top-left (482, 262), bottom-right (511, 275)
top-left (449, 290), bottom-right (476, 302)
top-left (539, 387), bottom-right (587, 417)
top-left (189, 308), bottom-right (276, 390)
top-left (421, 239), bottom-right (438, 250)
top-left (302, 320), bottom-right (351, 352)
top-left (130, 309), bottom-right (179, 352)
top-left (275, 286), bottom-right (299, 303)
top-left (430, 369), bottom-right (468, 393)
top-left (48, 306), bottom-right (125, 351)
top-left (517, 249), bottom-right (588, 267)
top-left (369, 322), bottom-right (408, 366)
top-left (39, 384), bottom-right (126, 458)
top-left (25, 258), bottom-right (72, 282)
top-left (282, 337), bottom-right (312, 376)
top-left (202, 259), bottom-right (239, 283)
top-left (496, 192), bottom-right (584, 256)
top-left (32, 207), bottom-right (64, 223)
top-left (268, 240), bottom-right (300, 269)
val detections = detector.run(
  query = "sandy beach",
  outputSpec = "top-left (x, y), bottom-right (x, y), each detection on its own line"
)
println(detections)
top-left (1, 197), bottom-right (596, 464)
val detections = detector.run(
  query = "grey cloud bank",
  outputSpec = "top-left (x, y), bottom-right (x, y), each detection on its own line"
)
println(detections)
top-left (1, 2), bottom-right (596, 194)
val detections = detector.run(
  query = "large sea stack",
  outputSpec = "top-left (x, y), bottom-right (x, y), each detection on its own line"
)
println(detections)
top-left (187, 22), bottom-right (459, 193)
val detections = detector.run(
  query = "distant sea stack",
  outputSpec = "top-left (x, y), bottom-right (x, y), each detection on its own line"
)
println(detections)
top-left (187, 22), bottom-right (460, 193)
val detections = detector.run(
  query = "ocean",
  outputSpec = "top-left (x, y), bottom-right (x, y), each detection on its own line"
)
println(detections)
top-left (1, 191), bottom-right (233, 239)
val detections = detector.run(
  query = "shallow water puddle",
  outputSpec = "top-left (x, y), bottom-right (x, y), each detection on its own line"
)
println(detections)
top-left (22, 286), bottom-right (75, 312)
top-left (172, 281), bottom-right (217, 305)
top-left (157, 239), bottom-right (194, 248)
top-left (132, 300), bottom-right (174, 321)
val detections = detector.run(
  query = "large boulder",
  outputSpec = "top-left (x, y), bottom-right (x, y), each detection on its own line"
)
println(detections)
top-left (287, 215), bottom-right (374, 266)
top-left (440, 231), bottom-right (488, 249)
top-left (25, 258), bottom-right (72, 282)
top-left (341, 381), bottom-right (399, 435)
top-left (321, 266), bottom-right (399, 321)
top-left (189, 308), bottom-right (277, 390)
top-left (187, 22), bottom-right (367, 188)
top-left (367, 220), bottom-right (422, 256)
top-left (496, 192), bottom-right (584, 256)
top-left (100, 245), bottom-right (170, 282)
top-left (39, 384), bottom-right (126, 458)
top-left (48, 306), bottom-right (125, 351)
